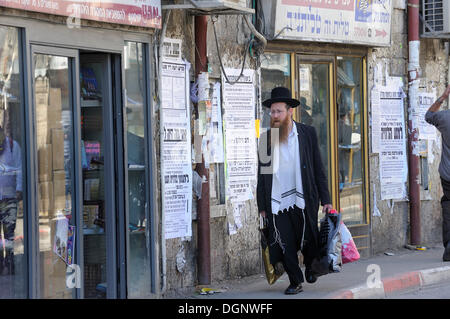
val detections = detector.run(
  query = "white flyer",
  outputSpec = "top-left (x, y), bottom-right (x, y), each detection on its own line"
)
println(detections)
top-left (417, 92), bottom-right (437, 141)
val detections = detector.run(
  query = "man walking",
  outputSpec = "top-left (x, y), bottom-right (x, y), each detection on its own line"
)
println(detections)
top-left (425, 84), bottom-right (450, 261)
top-left (257, 87), bottom-right (333, 294)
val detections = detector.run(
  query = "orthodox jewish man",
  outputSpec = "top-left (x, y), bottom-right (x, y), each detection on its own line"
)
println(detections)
top-left (257, 87), bottom-right (333, 294)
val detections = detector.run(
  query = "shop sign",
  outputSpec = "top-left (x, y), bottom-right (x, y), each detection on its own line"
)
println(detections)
top-left (0, 0), bottom-right (161, 29)
top-left (274, 0), bottom-right (392, 46)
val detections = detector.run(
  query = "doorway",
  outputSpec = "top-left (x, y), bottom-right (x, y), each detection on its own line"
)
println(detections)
top-left (32, 47), bottom-right (122, 298)
top-left (296, 54), bottom-right (370, 257)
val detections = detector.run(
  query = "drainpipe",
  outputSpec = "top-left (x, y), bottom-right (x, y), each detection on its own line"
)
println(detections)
top-left (195, 15), bottom-right (211, 285)
top-left (407, 0), bottom-right (421, 245)
top-left (158, 9), bottom-right (171, 295)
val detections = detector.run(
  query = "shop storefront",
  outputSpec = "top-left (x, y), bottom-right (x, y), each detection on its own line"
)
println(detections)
top-left (260, 46), bottom-right (371, 257)
top-left (0, 1), bottom-right (160, 298)
top-left (258, 0), bottom-right (393, 258)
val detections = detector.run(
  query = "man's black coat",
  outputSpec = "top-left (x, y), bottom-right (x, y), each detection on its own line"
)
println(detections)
top-left (257, 121), bottom-right (331, 265)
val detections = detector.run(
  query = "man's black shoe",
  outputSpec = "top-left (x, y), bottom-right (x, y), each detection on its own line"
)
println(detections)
top-left (284, 284), bottom-right (303, 295)
top-left (444, 243), bottom-right (450, 262)
top-left (305, 267), bottom-right (317, 284)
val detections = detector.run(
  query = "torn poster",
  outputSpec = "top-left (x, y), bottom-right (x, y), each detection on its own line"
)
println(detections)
top-left (161, 61), bottom-right (192, 239)
top-left (417, 91), bottom-right (437, 141)
top-left (222, 68), bottom-right (257, 203)
top-left (210, 82), bottom-right (224, 163)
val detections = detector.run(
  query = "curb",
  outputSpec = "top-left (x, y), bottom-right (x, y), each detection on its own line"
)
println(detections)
top-left (328, 265), bottom-right (450, 299)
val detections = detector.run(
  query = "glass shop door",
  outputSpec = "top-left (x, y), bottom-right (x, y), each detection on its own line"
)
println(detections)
top-left (296, 54), bottom-right (370, 257)
top-left (32, 47), bottom-right (121, 299)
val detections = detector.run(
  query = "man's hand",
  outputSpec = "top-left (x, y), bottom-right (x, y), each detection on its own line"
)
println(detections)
top-left (322, 204), bottom-right (333, 214)
top-left (259, 210), bottom-right (266, 218)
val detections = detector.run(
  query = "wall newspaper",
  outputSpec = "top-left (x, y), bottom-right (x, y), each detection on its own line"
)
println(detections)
top-left (222, 68), bottom-right (257, 203)
top-left (378, 87), bottom-right (407, 200)
top-left (161, 61), bottom-right (192, 239)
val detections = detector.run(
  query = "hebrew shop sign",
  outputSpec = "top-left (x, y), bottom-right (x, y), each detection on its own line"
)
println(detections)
top-left (274, 0), bottom-right (392, 46)
top-left (0, 0), bottom-right (161, 29)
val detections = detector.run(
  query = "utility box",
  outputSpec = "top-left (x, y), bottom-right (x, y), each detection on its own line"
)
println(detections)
top-left (161, 0), bottom-right (254, 15)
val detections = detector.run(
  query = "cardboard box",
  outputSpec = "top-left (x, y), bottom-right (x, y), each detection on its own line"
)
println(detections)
top-left (47, 88), bottom-right (62, 130)
top-left (51, 129), bottom-right (65, 171)
top-left (53, 170), bottom-right (66, 213)
top-left (38, 181), bottom-right (53, 215)
top-left (38, 144), bottom-right (53, 182)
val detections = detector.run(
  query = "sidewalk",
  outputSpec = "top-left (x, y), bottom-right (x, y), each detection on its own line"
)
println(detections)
top-left (175, 245), bottom-right (450, 299)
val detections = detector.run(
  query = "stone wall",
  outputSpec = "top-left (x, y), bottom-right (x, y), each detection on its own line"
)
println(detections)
top-left (367, 1), bottom-right (449, 254)
top-left (161, 7), bottom-right (262, 295)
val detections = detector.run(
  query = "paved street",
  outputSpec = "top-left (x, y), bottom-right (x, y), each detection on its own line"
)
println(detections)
top-left (167, 245), bottom-right (450, 299)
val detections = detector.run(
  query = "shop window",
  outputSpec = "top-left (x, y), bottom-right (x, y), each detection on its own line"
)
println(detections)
top-left (124, 41), bottom-right (151, 297)
top-left (337, 56), bottom-right (365, 225)
top-left (260, 52), bottom-right (291, 132)
top-left (0, 26), bottom-right (26, 298)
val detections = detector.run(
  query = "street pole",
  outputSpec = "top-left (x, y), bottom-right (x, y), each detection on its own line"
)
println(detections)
top-left (407, 0), bottom-right (421, 245)
top-left (195, 15), bottom-right (211, 285)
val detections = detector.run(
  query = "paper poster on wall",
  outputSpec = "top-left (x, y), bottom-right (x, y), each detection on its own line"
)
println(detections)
top-left (417, 91), bottom-right (437, 141)
top-left (161, 61), bottom-right (192, 239)
top-left (222, 68), bottom-right (257, 203)
top-left (378, 87), bottom-right (408, 200)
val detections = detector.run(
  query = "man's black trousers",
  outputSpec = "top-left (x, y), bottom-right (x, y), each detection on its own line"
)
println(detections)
top-left (441, 177), bottom-right (450, 248)
top-left (267, 206), bottom-right (315, 286)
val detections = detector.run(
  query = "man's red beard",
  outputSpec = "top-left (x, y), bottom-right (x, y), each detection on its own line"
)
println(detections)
top-left (270, 114), bottom-right (292, 143)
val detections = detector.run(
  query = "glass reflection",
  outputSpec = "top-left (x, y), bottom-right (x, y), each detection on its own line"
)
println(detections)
top-left (337, 57), bottom-right (364, 225)
top-left (34, 54), bottom-right (74, 298)
top-left (0, 26), bottom-right (25, 298)
top-left (260, 53), bottom-right (291, 131)
top-left (124, 42), bottom-right (151, 297)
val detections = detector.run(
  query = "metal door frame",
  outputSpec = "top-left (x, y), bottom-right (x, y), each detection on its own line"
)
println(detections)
top-left (29, 44), bottom-right (81, 299)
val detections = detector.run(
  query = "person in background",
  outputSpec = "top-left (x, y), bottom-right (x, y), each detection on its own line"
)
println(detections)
top-left (0, 126), bottom-right (22, 275)
top-left (257, 87), bottom-right (333, 294)
top-left (425, 85), bottom-right (450, 262)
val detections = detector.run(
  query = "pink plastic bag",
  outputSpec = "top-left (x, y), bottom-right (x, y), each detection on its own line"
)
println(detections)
top-left (340, 222), bottom-right (360, 264)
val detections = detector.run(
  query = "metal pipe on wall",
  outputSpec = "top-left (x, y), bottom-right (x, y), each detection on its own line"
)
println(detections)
top-left (195, 14), bottom-right (211, 285)
top-left (407, 0), bottom-right (421, 245)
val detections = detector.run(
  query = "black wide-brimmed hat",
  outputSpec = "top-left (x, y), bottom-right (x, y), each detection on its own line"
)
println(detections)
top-left (262, 86), bottom-right (300, 108)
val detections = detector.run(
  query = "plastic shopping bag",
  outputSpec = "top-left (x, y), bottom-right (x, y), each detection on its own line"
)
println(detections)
top-left (340, 222), bottom-right (360, 264)
top-left (311, 210), bottom-right (342, 276)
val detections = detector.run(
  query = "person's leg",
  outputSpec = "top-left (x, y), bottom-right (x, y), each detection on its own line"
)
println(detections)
top-left (272, 208), bottom-right (304, 291)
top-left (2, 200), bottom-right (17, 275)
top-left (441, 178), bottom-right (450, 261)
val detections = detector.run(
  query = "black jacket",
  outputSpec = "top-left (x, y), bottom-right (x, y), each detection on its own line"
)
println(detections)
top-left (257, 121), bottom-right (331, 259)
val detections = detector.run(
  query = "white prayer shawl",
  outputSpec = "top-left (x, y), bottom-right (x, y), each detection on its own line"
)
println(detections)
top-left (271, 122), bottom-right (305, 215)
